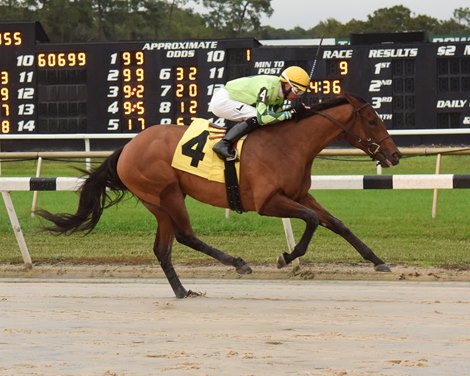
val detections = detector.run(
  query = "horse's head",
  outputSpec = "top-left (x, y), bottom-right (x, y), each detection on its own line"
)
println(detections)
top-left (342, 94), bottom-right (401, 167)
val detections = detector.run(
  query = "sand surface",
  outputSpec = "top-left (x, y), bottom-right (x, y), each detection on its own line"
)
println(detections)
top-left (1, 275), bottom-right (469, 375)
top-left (1, 262), bottom-right (470, 281)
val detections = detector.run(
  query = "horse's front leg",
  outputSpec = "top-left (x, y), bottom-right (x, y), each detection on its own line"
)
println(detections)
top-left (303, 193), bottom-right (390, 272)
top-left (258, 193), bottom-right (319, 267)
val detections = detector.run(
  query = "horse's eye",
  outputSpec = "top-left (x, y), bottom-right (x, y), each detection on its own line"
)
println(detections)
top-left (368, 119), bottom-right (376, 127)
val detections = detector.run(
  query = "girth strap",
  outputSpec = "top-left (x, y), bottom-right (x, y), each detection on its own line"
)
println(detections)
top-left (224, 159), bottom-right (245, 213)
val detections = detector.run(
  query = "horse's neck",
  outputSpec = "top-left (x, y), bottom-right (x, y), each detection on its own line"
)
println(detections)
top-left (295, 109), bottom-right (349, 157)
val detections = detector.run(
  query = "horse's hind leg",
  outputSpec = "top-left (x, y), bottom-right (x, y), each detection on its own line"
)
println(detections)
top-left (143, 203), bottom-right (192, 298)
top-left (160, 191), bottom-right (252, 275)
top-left (303, 194), bottom-right (390, 272)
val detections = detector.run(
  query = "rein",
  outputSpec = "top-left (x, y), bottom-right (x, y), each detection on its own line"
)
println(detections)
top-left (311, 102), bottom-right (391, 159)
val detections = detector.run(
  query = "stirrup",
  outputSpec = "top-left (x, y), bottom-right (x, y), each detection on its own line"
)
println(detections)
top-left (225, 150), bottom-right (238, 161)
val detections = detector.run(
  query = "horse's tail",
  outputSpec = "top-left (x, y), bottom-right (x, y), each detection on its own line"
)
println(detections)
top-left (36, 147), bottom-right (128, 234)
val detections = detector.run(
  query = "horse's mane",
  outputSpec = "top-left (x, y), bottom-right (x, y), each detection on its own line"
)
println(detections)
top-left (299, 93), bottom-right (367, 120)
top-left (309, 97), bottom-right (348, 112)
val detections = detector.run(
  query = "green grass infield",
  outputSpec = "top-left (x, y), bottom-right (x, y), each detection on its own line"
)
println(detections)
top-left (1, 154), bottom-right (469, 267)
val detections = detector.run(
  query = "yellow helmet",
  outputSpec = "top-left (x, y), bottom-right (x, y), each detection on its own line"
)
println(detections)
top-left (280, 66), bottom-right (309, 94)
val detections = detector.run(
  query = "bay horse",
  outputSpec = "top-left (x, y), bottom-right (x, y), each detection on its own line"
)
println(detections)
top-left (37, 93), bottom-right (401, 298)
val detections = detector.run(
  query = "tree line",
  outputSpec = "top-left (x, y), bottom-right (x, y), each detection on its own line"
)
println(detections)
top-left (1, 0), bottom-right (469, 42)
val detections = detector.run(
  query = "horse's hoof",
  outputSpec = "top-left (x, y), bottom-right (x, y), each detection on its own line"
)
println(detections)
top-left (236, 264), bottom-right (253, 275)
top-left (292, 263), bottom-right (301, 273)
top-left (277, 254), bottom-right (288, 269)
top-left (174, 288), bottom-right (204, 298)
top-left (375, 264), bottom-right (391, 272)
top-left (175, 288), bottom-right (189, 299)
top-left (234, 258), bottom-right (252, 274)
top-left (185, 290), bottom-right (205, 298)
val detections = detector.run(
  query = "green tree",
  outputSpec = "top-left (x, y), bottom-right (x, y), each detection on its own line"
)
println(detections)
top-left (2, 1), bottom-right (470, 41)
top-left (35, 0), bottom-right (95, 42)
top-left (312, 18), bottom-right (349, 38)
top-left (160, 6), bottom-right (215, 39)
top-left (199, 0), bottom-right (273, 37)
top-left (166, 0), bottom-right (187, 31)
top-left (363, 5), bottom-right (414, 32)
top-left (0, 0), bottom-right (38, 21)
top-left (410, 15), bottom-right (440, 33)
top-left (453, 7), bottom-right (470, 28)
top-left (433, 19), bottom-right (469, 35)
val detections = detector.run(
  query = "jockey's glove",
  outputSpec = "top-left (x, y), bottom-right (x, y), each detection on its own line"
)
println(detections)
top-left (290, 104), bottom-right (309, 121)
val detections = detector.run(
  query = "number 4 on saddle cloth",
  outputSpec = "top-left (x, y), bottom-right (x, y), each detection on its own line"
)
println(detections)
top-left (171, 118), bottom-right (246, 212)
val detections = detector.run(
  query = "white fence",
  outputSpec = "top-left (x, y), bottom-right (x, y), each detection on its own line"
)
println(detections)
top-left (1, 177), bottom-right (85, 267)
top-left (1, 174), bottom-right (469, 267)
top-left (1, 128), bottom-right (470, 266)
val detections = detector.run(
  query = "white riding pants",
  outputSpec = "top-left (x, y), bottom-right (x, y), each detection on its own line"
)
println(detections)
top-left (208, 87), bottom-right (256, 122)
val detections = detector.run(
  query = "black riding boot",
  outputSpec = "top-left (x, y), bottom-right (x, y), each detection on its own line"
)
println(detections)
top-left (212, 118), bottom-right (259, 160)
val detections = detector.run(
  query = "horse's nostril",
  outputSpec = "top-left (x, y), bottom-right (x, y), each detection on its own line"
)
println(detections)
top-left (391, 152), bottom-right (401, 165)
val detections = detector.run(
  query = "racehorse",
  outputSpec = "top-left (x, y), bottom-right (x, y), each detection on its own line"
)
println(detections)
top-left (37, 93), bottom-right (401, 298)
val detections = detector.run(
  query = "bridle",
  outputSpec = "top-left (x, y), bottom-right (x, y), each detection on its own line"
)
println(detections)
top-left (311, 101), bottom-right (392, 160)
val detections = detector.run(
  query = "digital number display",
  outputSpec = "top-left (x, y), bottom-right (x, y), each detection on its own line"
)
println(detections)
top-left (308, 60), bottom-right (348, 94)
top-left (0, 70), bottom-right (10, 133)
top-left (0, 22), bottom-right (256, 134)
top-left (252, 42), bottom-right (470, 131)
top-left (37, 52), bottom-right (86, 68)
top-left (0, 22), bottom-right (469, 140)
top-left (310, 79), bottom-right (342, 94)
top-left (174, 66), bottom-right (198, 125)
top-left (120, 51), bottom-right (145, 132)
top-left (0, 31), bottom-right (22, 46)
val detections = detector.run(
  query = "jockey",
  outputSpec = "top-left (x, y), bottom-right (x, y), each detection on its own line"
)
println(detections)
top-left (209, 66), bottom-right (310, 160)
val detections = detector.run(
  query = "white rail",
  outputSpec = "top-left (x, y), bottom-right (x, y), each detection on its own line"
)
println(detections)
top-left (2, 129), bottom-right (469, 267)
top-left (2, 174), bottom-right (469, 267)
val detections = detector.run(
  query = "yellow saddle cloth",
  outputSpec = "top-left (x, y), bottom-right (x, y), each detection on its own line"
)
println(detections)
top-left (171, 118), bottom-right (245, 183)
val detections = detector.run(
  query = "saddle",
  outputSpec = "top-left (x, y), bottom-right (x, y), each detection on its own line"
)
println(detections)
top-left (171, 118), bottom-right (245, 212)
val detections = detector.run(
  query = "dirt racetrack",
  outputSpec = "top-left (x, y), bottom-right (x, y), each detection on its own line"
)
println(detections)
top-left (1, 270), bottom-right (470, 376)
